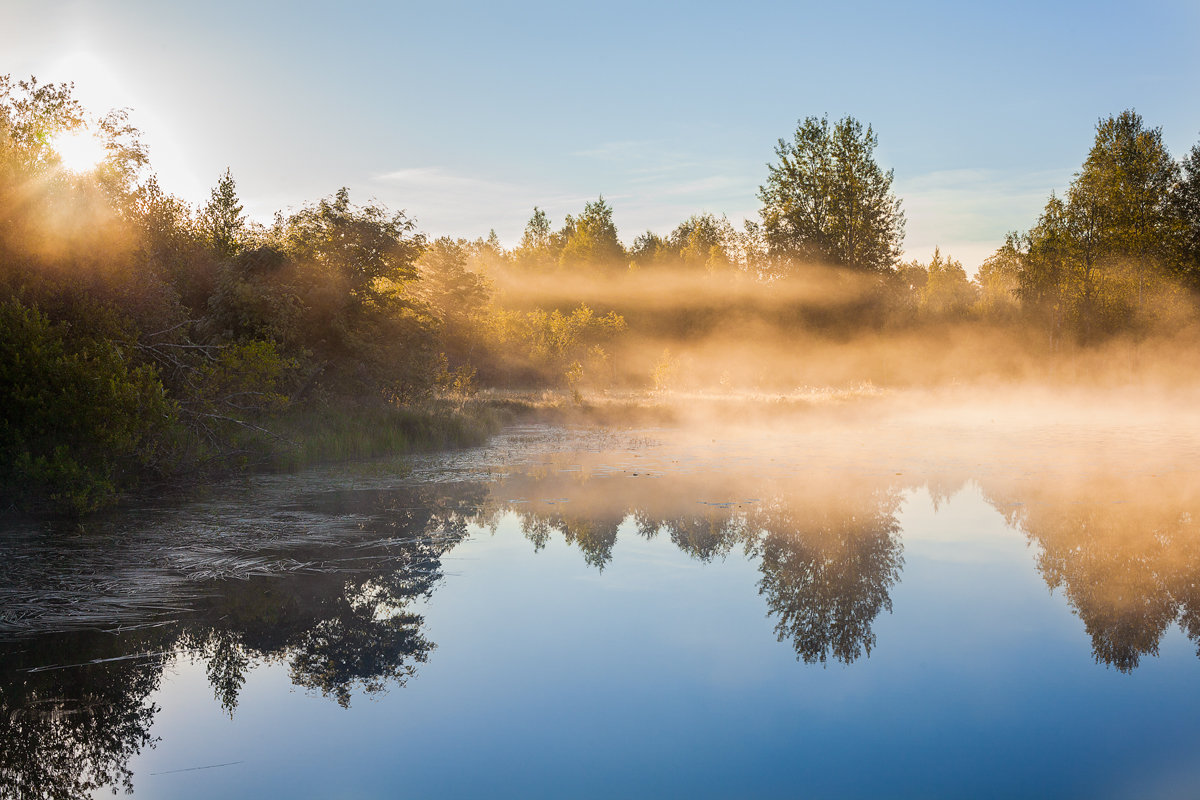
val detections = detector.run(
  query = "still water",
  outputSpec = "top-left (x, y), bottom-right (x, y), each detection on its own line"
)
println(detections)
top-left (4, 403), bottom-right (1200, 798)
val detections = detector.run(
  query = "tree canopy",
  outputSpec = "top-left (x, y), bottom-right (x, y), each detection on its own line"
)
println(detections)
top-left (758, 115), bottom-right (904, 273)
top-left (557, 196), bottom-right (626, 269)
top-left (1013, 110), bottom-right (1189, 341)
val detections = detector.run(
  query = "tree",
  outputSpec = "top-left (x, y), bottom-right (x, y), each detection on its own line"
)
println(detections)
top-left (0, 300), bottom-right (175, 513)
top-left (1171, 139), bottom-right (1200, 288)
top-left (557, 196), bottom-right (626, 269)
top-left (201, 167), bottom-right (246, 260)
top-left (975, 235), bottom-right (1022, 318)
top-left (513, 206), bottom-right (555, 270)
top-left (1015, 111), bottom-right (1181, 341)
top-left (1071, 110), bottom-right (1178, 311)
top-left (415, 236), bottom-right (492, 367)
top-left (919, 248), bottom-right (975, 317)
top-left (758, 115), bottom-right (904, 273)
top-left (629, 230), bottom-right (669, 268)
top-left (1017, 194), bottom-right (1072, 342)
top-left (668, 212), bottom-right (736, 272)
top-left (280, 187), bottom-right (425, 308)
top-left (275, 188), bottom-right (436, 397)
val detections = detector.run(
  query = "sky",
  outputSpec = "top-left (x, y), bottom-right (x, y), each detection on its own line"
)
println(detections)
top-left (5, 0), bottom-right (1200, 272)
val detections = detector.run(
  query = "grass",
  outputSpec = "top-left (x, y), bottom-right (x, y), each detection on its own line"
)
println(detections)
top-left (265, 398), bottom-right (507, 472)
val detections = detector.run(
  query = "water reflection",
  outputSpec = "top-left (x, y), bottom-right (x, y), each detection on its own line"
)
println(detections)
top-left (3, 424), bottom-right (1200, 796)
top-left (749, 490), bottom-right (903, 664)
top-left (0, 482), bottom-right (485, 798)
top-left (985, 471), bottom-right (1200, 672)
top-left (484, 464), bottom-right (905, 664)
top-left (0, 634), bottom-right (161, 798)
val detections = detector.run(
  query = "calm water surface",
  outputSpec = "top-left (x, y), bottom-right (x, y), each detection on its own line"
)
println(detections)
top-left (4, 409), bottom-right (1200, 799)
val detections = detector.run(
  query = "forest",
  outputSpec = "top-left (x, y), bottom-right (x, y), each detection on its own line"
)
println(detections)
top-left (4, 75), bottom-right (1200, 514)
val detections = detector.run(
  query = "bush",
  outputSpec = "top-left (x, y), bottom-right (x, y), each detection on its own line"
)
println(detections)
top-left (0, 299), bottom-right (176, 513)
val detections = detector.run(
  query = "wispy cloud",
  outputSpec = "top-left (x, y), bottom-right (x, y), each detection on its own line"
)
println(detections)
top-left (374, 167), bottom-right (518, 195)
top-left (572, 140), bottom-right (661, 160)
top-left (368, 156), bottom-right (761, 244)
top-left (657, 175), bottom-right (747, 197)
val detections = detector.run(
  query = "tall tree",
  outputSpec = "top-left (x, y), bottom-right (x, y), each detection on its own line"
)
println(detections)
top-left (758, 115), bottom-right (904, 273)
top-left (280, 187), bottom-right (424, 305)
top-left (1017, 194), bottom-right (1072, 343)
top-left (1071, 110), bottom-right (1178, 309)
top-left (201, 168), bottom-right (246, 260)
top-left (975, 235), bottom-right (1022, 318)
top-left (512, 207), bottom-right (556, 270)
top-left (1017, 111), bottom-right (1180, 341)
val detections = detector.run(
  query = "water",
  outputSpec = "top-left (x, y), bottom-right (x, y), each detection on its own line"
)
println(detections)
top-left (4, 408), bottom-right (1200, 799)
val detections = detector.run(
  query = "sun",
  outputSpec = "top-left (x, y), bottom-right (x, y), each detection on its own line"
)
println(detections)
top-left (51, 129), bottom-right (108, 172)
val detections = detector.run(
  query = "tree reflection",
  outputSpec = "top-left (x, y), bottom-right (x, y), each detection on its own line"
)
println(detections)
top-left (0, 481), bottom-right (486, 798)
top-left (749, 490), bottom-right (904, 664)
top-left (984, 472), bottom-right (1200, 672)
top-left (489, 465), bottom-right (905, 665)
top-left (182, 483), bottom-right (485, 708)
top-left (636, 507), bottom-right (744, 563)
top-left (0, 633), bottom-right (164, 799)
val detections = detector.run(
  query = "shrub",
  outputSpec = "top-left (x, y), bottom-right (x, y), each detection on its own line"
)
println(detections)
top-left (0, 299), bottom-right (176, 513)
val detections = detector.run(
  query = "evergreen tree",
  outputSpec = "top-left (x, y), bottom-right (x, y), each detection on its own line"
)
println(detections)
top-left (514, 206), bottom-right (555, 270)
top-left (202, 168), bottom-right (246, 260)
top-left (919, 248), bottom-right (975, 317)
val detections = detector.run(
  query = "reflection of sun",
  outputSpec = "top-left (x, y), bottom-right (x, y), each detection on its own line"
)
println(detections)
top-left (51, 129), bottom-right (107, 172)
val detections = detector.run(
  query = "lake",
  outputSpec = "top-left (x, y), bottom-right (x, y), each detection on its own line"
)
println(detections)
top-left (4, 392), bottom-right (1200, 799)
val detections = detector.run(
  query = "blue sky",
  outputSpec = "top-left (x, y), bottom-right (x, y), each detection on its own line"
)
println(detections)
top-left (6, 0), bottom-right (1200, 270)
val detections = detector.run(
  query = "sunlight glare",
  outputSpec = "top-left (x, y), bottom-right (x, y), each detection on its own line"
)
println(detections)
top-left (52, 129), bottom-right (107, 172)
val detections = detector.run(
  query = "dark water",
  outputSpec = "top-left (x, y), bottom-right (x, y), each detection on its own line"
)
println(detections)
top-left (4, 411), bottom-right (1200, 799)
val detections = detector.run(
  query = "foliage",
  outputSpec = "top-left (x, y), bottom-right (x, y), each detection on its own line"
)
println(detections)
top-left (975, 235), bottom-right (1022, 318)
top-left (273, 188), bottom-right (438, 398)
top-left (512, 206), bottom-right (556, 270)
top-left (652, 347), bottom-right (679, 392)
top-left (668, 213), bottom-right (737, 272)
top-left (759, 115), bottom-right (905, 273)
top-left (629, 230), bottom-right (670, 268)
top-left (1014, 111), bottom-right (1188, 341)
top-left (476, 303), bottom-right (626, 388)
top-left (9, 73), bottom-right (1200, 513)
top-left (918, 248), bottom-right (976, 317)
top-left (201, 167), bottom-right (246, 260)
top-left (0, 299), bottom-right (176, 513)
top-left (415, 237), bottom-right (491, 337)
top-left (1171, 141), bottom-right (1200, 287)
top-left (557, 196), bottom-right (626, 269)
